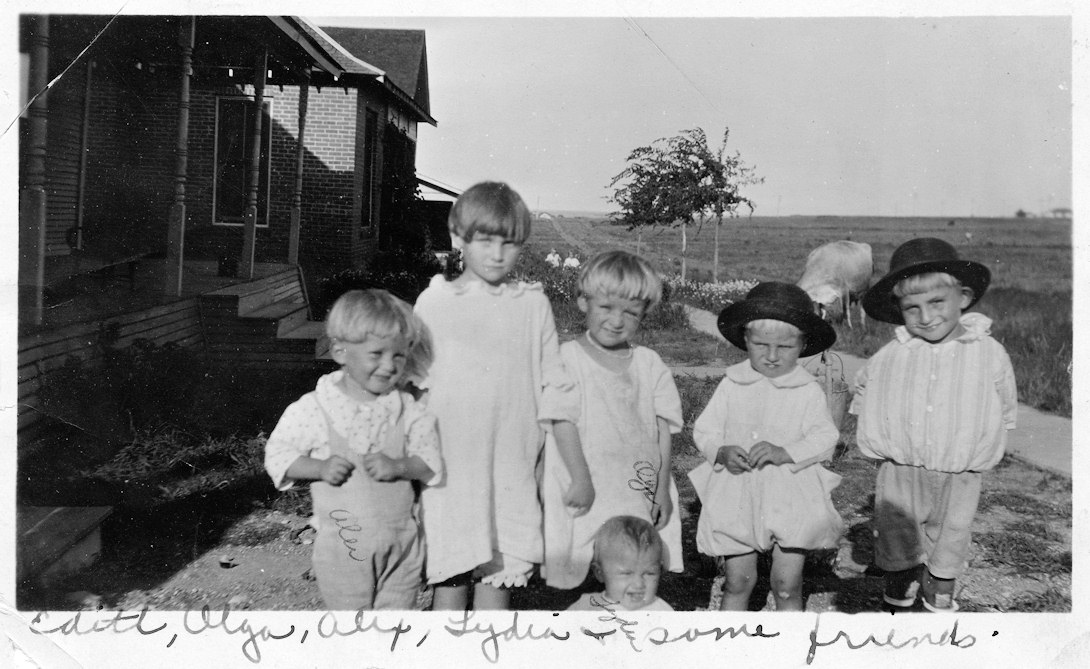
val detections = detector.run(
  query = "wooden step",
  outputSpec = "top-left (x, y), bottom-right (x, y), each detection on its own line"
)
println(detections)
top-left (202, 268), bottom-right (302, 314)
top-left (280, 320), bottom-right (331, 358)
top-left (18, 506), bottom-right (113, 586)
top-left (244, 299), bottom-right (310, 336)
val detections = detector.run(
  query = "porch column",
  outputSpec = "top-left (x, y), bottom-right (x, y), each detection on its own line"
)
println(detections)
top-left (165, 16), bottom-right (195, 296)
top-left (288, 72), bottom-right (309, 265)
top-left (239, 50), bottom-right (267, 280)
top-left (19, 15), bottom-right (49, 326)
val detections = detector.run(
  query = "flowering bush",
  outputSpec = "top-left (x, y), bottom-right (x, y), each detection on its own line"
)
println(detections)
top-left (513, 250), bottom-right (582, 305)
top-left (664, 274), bottom-right (757, 313)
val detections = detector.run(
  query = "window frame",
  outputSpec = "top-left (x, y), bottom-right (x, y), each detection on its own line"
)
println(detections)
top-left (212, 95), bottom-right (273, 228)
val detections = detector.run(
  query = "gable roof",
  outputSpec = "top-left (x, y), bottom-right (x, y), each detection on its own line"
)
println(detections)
top-left (319, 27), bottom-right (431, 118)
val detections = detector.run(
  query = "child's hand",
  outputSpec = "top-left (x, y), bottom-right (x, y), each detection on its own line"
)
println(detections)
top-left (361, 453), bottom-right (401, 481)
top-left (715, 445), bottom-right (751, 474)
top-left (651, 486), bottom-right (672, 529)
top-left (747, 441), bottom-right (794, 468)
top-left (320, 455), bottom-right (355, 485)
top-left (564, 476), bottom-right (595, 517)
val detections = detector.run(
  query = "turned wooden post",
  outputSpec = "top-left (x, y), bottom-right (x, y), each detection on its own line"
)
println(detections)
top-left (165, 16), bottom-right (195, 295)
top-left (239, 50), bottom-right (267, 280)
top-left (19, 15), bottom-right (49, 326)
top-left (288, 71), bottom-right (308, 265)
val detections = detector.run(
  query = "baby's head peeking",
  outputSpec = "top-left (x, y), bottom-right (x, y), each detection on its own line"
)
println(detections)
top-left (590, 516), bottom-right (666, 611)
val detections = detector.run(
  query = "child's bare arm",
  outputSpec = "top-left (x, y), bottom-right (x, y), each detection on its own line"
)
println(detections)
top-left (651, 416), bottom-right (673, 528)
top-left (553, 420), bottom-right (595, 515)
top-left (361, 453), bottom-right (434, 482)
top-left (285, 455), bottom-right (355, 486)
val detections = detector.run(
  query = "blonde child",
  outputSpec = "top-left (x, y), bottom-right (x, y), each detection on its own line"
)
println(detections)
top-left (567, 516), bottom-right (674, 612)
top-left (263, 289), bottom-right (441, 610)
top-left (689, 282), bottom-right (843, 611)
top-left (414, 181), bottom-right (578, 610)
top-left (854, 237), bottom-right (1017, 612)
top-left (542, 250), bottom-right (684, 590)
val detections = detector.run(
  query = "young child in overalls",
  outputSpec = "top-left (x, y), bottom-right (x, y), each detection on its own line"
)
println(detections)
top-left (264, 289), bottom-right (442, 610)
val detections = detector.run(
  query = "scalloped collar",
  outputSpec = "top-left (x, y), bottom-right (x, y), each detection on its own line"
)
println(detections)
top-left (724, 359), bottom-right (817, 389)
top-left (428, 274), bottom-right (543, 297)
top-left (894, 311), bottom-right (993, 345)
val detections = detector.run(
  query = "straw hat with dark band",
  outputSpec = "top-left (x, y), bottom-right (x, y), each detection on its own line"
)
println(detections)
top-left (717, 281), bottom-right (837, 358)
top-left (862, 237), bottom-right (990, 324)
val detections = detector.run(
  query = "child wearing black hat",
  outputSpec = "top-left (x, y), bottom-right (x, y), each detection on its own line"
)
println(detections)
top-left (689, 281), bottom-right (844, 611)
top-left (853, 237), bottom-right (1018, 612)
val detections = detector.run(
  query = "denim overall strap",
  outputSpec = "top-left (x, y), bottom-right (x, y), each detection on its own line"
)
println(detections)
top-left (308, 396), bottom-right (424, 610)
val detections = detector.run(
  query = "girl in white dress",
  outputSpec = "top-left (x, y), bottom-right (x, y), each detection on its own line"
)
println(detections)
top-left (543, 251), bottom-right (684, 591)
top-left (414, 182), bottom-right (579, 611)
top-left (689, 282), bottom-right (844, 611)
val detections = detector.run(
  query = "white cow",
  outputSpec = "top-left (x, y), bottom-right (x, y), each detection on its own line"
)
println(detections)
top-left (797, 240), bottom-right (873, 329)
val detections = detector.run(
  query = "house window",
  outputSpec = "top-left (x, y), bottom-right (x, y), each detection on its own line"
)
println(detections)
top-left (360, 108), bottom-right (378, 236)
top-left (214, 96), bottom-right (272, 226)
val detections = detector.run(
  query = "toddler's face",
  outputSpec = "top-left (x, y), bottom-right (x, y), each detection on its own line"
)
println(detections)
top-left (454, 233), bottom-right (522, 286)
top-left (578, 292), bottom-right (645, 351)
top-left (744, 324), bottom-right (801, 379)
top-left (595, 545), bottom-right (662, 610)
top-left (898, 284), bottom-right (971, 344)
top-left (332, 332), bottom-right (408, 401)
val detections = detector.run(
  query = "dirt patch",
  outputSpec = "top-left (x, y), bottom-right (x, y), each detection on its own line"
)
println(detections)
top-left (20, 441), bottom-right (1070, 614)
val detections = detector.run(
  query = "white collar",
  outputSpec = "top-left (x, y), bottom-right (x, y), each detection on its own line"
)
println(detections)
top-left (894, 312), bottom-right (993, 345)
top-left (724, 359), bottom-right (817, 389)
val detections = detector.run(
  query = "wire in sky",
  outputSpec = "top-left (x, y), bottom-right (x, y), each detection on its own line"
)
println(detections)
top-left (3, 5), bottom-right (128, 139)
top-left (621, 15), bottom-right (725, 117)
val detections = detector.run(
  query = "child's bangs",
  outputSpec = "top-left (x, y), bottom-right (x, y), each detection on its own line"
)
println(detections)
top-left (579, 253), bottom-right (663, 308)
top-left (745, 318), bottom-right (801, 338)
top-left (893, 272), bottom-right (962, 297)
top-left (449, 185), bottom-right (531, 243)
top-left (325, 292), bottom-right (407, 342)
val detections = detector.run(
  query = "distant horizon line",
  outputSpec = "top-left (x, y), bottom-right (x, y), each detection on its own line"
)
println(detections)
top-left (533, 209), bottom-right (1072, 220)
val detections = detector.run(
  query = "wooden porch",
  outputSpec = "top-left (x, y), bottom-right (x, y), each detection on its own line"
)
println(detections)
top-left (18, 259), bottom-right (333, 442)
top-left (24, 258), bottom-right (300, 336)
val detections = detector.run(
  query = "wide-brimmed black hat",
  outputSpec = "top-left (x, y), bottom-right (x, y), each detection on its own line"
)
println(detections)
top-left (717, 281), bottom-right (836, 357)
top-left (862, 237), bottom-right (991, 324)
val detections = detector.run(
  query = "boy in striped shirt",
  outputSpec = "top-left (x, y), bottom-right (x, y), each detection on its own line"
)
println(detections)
top-left (852, 237), bottom-right (1017, 612)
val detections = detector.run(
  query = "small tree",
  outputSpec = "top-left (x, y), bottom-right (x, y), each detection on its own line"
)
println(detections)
top-left (609, 127), bottom-right (760, 281)
top-left (702, 128), bottom-right (762, 283)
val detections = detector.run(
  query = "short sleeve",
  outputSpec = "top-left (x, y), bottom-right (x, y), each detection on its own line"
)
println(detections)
top-left (692, 380), bottom-right (731, 464)
top-left (403, 392), bottom-right (444, 486)
top-left (994, 342), bottom-right (1018, 430)
top-left (648, 350), bottom-right (683, 434)
top-left (536, 295), bottom-right (579, 424)
top-left (264, 395), bottom-right (328, 491)
top-left (849, 357), bottom-right (870, 416)
top-left (782, 383), bottom-right (839, 472)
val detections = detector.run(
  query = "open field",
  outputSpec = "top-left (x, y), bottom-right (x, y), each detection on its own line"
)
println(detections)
top-left (534, 213), bottom-right (1073, 416)
top-left (533, 214), bottom-right (1071, 293)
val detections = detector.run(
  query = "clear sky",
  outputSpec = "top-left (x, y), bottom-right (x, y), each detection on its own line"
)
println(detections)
top-left (310, 5), bottom-right (1073, 218)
